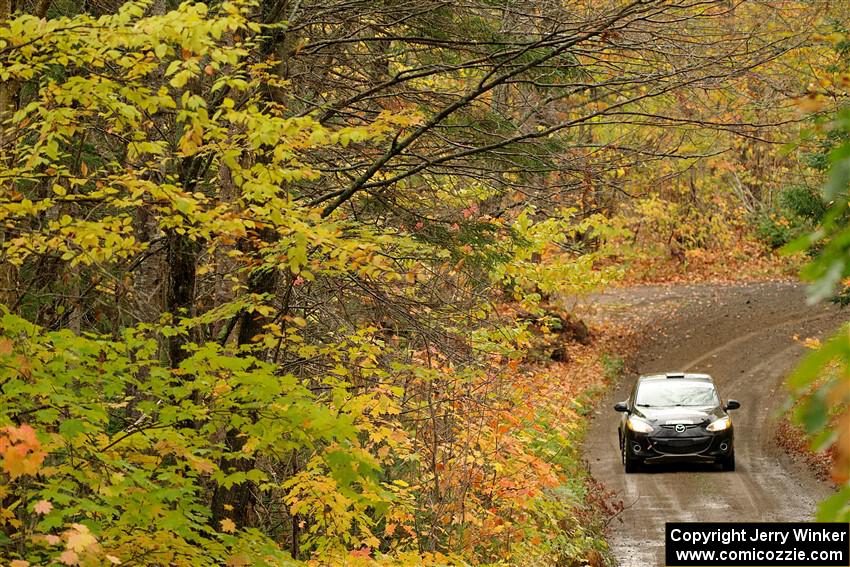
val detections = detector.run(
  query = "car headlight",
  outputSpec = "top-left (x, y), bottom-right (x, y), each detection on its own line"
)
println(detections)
top-left (627, 416), bottom-right (654, 433)
top-left (706, 416), bottom-right (731, 432)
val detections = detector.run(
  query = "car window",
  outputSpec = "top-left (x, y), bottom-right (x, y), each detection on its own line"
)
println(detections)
top-left (634, 380), bottom-right (719, 407)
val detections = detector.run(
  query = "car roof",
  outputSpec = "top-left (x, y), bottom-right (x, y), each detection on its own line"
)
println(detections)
top-left (637, 372), bottom-right (714, 383)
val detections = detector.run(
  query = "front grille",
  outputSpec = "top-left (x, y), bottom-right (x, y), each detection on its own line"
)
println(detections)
top-left (660, 423), bottom-right (703, 431)
top-left (650, 436), bottom-right (712, 455)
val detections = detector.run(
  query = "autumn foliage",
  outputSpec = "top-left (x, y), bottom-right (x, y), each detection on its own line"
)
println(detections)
top-left (0, 0), bottom-right (847, 564)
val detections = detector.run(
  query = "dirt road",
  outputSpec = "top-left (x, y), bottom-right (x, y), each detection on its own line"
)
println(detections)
top-left (584, 282), bottom-right (845, 567)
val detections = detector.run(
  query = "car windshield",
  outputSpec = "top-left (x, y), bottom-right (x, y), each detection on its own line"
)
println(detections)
top-left (634, 380), bottom-right (719, 407)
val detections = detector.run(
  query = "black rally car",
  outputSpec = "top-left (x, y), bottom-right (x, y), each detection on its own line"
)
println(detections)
top-left (614, 372), bottom-right (740, 472)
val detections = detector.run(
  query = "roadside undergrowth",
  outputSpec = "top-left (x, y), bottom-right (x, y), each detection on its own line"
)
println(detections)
top-left (600, 194), bottom-right (802, 285)
top-left (775, 419), bottom-right (835, 482)
top-left (621, 240), bottom-right (799, 285)
top-left (777, 336), bottom-right (844, 486)
top-left (514, 306), bottom-right (637, 566)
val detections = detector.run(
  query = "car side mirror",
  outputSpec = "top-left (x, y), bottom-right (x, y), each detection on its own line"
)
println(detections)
top-left (725, 399), bottom-right (741, 410)
top-left (614, 401), bottom-right (629, 412)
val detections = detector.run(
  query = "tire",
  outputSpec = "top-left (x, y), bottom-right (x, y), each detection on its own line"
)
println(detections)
top-left (622, 439), bottom-right (640, 473)
top-left (720, 451), bottom-right (735, 472)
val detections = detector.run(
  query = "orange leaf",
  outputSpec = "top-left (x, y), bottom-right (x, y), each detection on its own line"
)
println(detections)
top-left (3, 443), bottom-right (45, 479)
top-left (6, 424), bottom-right (38, 446)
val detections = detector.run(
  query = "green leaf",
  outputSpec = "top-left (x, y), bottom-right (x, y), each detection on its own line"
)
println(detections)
top-left (816, 486), bottom-right (850, 521)
top-left (796, 388), bottom-right (829, 434)
top-left (788, 332), bottom-right (847, 389)
top-left (59, 418), bottom-right (86, 438)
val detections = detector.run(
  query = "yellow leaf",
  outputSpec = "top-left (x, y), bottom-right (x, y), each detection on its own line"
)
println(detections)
top-left (66, 524), bottom-right (97, 552)
top-left (240, 437), bottom-right (259, 454)
top-left (187, 455), bottom-right (215, 474)
top-left (220, 518), bottom-right (236, 533)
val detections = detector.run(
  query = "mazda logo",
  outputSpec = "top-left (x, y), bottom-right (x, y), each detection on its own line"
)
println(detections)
top-left (675, 424), bottom-right (686, 433)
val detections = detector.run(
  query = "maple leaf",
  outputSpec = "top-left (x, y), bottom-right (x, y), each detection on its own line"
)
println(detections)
top-left (66, 524), bottom-right (97, 552)
top-left (6, 424), bottom-right (38, 445)
top-left (1, 425), bottom-right (46, 479)
top-left (187, 455), bottom-right (215, 474)
top-left (34, 499), bottom-right (53, 514)
top-left (219, 518), bottom-right (236, 533)
top-left (59, 550), bottom-right (79, 566)
top-left (3, 444), bottom-right (45, 479)
top-left (3, 445), bottom-right (31, 478)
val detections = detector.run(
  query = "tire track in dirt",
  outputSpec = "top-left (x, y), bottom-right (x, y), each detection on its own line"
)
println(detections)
top-left (583, 282), bottom-right (845, 567)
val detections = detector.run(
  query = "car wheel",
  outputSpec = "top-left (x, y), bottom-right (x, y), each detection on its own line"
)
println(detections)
top-left (720, 450), bottom-right (735, 472)
top-left (622, 440), bottom-right (640, 473)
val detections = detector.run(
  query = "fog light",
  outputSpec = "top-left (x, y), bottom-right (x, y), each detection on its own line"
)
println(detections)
top-left (720, 442), bottom-right (729, 451)
top-left (633, 444), bottom-right (641, 453)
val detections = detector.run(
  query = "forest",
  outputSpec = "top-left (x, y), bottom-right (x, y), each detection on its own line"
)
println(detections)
top-left (0, 0), bottom-right (848, 565)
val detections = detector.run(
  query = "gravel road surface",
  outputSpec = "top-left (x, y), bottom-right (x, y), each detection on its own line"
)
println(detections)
top-left (584, 282), bottom-right (845, 566)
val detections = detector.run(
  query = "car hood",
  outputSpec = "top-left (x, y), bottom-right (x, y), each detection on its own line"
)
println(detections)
top-left (632, 405), bottom-right (724, 425)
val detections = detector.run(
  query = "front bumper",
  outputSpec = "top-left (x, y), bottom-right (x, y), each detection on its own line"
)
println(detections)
top-left (625, 428), bottom-right (733, 463)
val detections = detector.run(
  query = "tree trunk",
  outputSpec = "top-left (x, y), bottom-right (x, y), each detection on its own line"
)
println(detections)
top-left (165, 231), bottom-right (198, 366)
top-left (0, 0), bottom-right (19, 310)
top-left (210, 262), bottom-right (277, 529)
